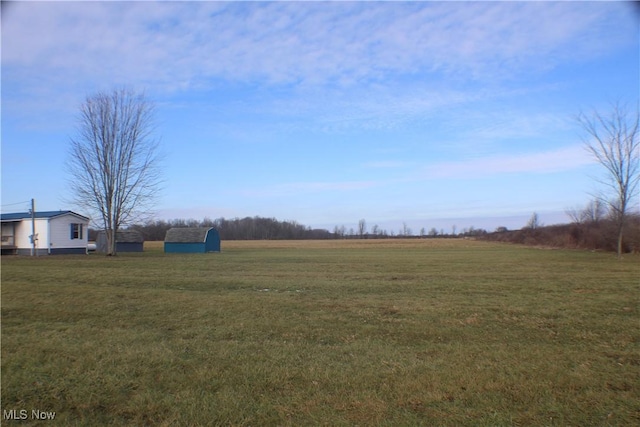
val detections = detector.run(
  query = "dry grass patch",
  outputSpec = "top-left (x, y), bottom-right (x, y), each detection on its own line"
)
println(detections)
top-left (2, 239), bottom-right (639, 425)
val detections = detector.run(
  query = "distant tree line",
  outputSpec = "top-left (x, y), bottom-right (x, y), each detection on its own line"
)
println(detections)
top-left (121, 217), bottom-right (333, 241)
top-left (333, 219), bottom-right (486, 239)
top-left (88, 216), bottom-right (489, 242)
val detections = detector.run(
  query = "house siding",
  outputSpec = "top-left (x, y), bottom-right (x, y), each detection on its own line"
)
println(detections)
top-left (13, 218), bottom-right (49, 251)
top-left (49, 215), bottom-right (88, 250)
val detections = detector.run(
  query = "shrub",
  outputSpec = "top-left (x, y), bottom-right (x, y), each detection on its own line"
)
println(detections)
top-left (481, 215), bottom-right (640, 253)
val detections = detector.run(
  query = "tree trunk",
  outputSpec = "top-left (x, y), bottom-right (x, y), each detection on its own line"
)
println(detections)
top-left (617, 223), bottom-right (624, 258)
top-left (106, 228), bottom-right (117, 256)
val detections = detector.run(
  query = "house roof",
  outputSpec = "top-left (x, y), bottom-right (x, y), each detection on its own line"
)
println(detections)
top-left (0, 210), bottom-right (90, 222)
top-left (165, 227), bottom-right (215, 243)
top-left (97, 230), bottom-right (144, 243)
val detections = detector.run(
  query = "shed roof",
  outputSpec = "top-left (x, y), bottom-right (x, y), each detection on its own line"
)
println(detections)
top-left (165, 227), bottom-right (215, 243)
top-left (97, 230), bottom-right (144, 243)
top-left (0, 210), bottom-right (90, 222)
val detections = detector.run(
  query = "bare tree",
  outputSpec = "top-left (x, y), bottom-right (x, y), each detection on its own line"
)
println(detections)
top-left (358, 218), bottom-right (367, 238)
top-left (583, 199), bottom-right (607, 224)
top-left (578, 102), bottom-right (639, 257)
top-left (401, 222), bottom-right (412, 236)
top-left (67, 89), bottom-right (161, 255)
top-left (566, 199), bottom-right (607, 225)
top-left (525, 212), bottom-right (541, 230)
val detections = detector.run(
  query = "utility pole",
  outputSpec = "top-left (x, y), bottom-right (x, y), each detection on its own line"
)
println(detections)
top-left (30, 198), bottom-right (37, 256)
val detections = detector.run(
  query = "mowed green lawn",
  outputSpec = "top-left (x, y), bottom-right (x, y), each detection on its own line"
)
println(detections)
top-left (1, 239), bottom-right (638, 426)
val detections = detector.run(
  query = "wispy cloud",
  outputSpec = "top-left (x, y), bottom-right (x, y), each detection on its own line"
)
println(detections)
top-left (243, 180), bottom-right (377, 198)
top-left (363, 161), bottom-right (411, 169)
top-left (3, 0), bottom-right (634, 139)
top-left (420, 145), bottom-right (595, 179)
top-left (3, 1), bottom-right (632, 93)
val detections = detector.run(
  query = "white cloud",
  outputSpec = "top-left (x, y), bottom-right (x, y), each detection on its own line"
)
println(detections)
top-left (420, 145), bottom-right (595, 179)
top-left (363, 160), bottom-right (410, 169)
top-left (3, 1), bottom-right (632, 93)
top-left (5, 0), bottom-right (631, 141)
top-left (243, 180), bottom-right (378, 198)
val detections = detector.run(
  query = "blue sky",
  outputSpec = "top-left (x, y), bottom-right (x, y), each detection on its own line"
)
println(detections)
top-left (2, 1), bottom-right (638, 233)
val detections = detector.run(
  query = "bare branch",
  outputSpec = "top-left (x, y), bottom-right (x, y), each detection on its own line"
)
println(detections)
top-left (66, 89), bottom-right (162, 255)
top-left (577, 101), bottom-right (640, 256)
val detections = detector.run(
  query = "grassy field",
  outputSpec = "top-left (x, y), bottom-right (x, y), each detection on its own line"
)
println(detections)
top-left (1, 239), bottom-right (638, 426)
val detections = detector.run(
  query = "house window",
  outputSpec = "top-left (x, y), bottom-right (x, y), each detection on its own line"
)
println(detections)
top-left (70, 223), bottom-right (83, 240)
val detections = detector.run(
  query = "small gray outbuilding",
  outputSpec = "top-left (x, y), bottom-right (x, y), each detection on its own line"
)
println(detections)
top-left (96, 230), bottom-right (144, 253)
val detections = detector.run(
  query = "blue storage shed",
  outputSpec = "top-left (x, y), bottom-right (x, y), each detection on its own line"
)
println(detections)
top-left (164, 227), bottom-right (221, 253)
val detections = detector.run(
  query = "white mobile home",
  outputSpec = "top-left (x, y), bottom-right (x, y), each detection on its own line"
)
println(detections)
top-left (1, 211), bottom-right (90, 255)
